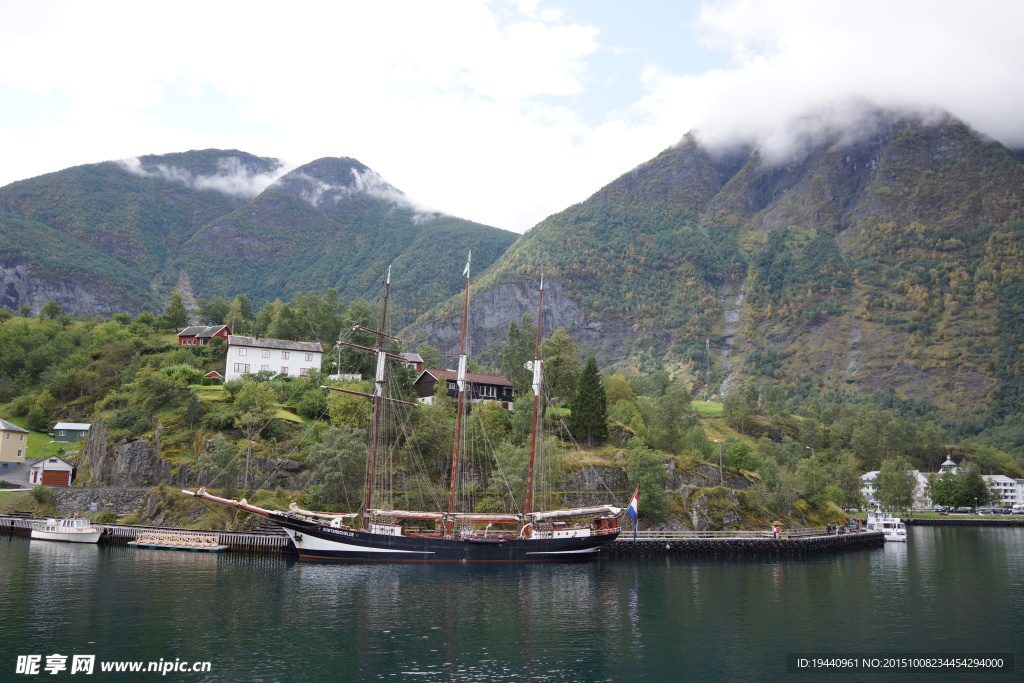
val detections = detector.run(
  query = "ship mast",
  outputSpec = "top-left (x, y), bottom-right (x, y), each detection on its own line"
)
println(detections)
top-left (446, 251), bottom-right (472, 534)
top-left (524, 276), bottom-right (544, 515)
top-left (319, 268), bottom-right (416, 522)
top-left (363, 266), bottom-right (392, 518)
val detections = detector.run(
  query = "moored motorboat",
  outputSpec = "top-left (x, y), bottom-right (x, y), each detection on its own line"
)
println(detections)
top-left (30, 516), bottom-right (102, 544)
top-left (865, 510), bottom-right (908, 542)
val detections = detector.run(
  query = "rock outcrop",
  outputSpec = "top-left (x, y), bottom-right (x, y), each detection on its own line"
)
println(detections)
top-left (407, 277), bottom-right (666, 366)
top-left (0, 263), bottom-right (139, 315)
top-left (79, 421), bottom-right (309, 490)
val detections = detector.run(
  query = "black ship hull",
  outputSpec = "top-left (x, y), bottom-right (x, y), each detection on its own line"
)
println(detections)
top-left (269, 514), bottom-right (620, 563)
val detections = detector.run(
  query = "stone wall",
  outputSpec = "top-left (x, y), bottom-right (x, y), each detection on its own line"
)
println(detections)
top-left (52, 487), bottom-right (149, 516)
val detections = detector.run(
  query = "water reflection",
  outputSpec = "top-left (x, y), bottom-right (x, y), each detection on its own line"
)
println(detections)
top-left (1, 529), bottom-right (1021, 682)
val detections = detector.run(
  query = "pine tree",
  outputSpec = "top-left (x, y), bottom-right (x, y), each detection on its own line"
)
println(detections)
top-left (567, 357), bottom-right (608, 448)
top-left (499, 314), bottom-right (534, 396)
top-left (163, 291), bottom-right (189, 329)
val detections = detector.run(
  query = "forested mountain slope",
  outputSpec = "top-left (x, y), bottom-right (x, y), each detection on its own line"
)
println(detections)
top-left (0, 150), bottom-right (517, 327)
top-left (412, 110), bottom-right (1024, 432)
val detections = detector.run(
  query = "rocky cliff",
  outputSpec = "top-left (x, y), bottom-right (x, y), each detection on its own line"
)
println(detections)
top-left (78, 421), bottom-right (309, 490)
top-left (0, 263), bottom-right (141, 315)
top-left (407, 277), bottom-right (667, 366)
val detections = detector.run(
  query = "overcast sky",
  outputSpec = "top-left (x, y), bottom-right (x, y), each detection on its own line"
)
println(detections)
top-left (1, 0), bottom-right (1022, 233)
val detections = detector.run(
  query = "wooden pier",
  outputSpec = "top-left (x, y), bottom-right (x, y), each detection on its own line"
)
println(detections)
top-left (605, 529), bottom-right (884, 557)
top-left (6, 515), bottom-right (882, 557)
top-left (3, 516), bottom-right (294, 554)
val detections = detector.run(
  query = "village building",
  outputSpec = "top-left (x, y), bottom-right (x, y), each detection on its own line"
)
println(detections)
top-left (28, 455), bottom-right (75, 487)
top-left (52, 422), bottom-right (91, 443)
top-left (225, 335), bottom-right (324, 381)
top-left (399, 352), bottom-right (424, 373)
top-left (177, 324), bottom-right (231, 346)
top-left (860, 458), bottom-right (1024, 509)
top-left (0, 418), bottom-right (29, 467)
top-left (413, 369), bottom-right (515, 409)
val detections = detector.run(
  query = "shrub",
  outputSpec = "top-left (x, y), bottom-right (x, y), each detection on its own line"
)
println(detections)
top-left (31, 485), bottom-right (53, 505)
top-left (162, 363), bottom-right (203, 385)
top-left (202, 410), bottom-right (236, 430)
top-left (105, 408), bottom-right (152, 435)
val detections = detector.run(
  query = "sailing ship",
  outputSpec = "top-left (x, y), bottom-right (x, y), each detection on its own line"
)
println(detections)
top-left (186, 260), bottom-right (623, 561)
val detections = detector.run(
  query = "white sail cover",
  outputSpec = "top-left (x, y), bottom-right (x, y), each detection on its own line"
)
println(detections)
top-left (526, 505), bottom-right (622, 521)
top-left (369, 509), bottom-right (446, 520)
top-left (288, 502), bottom-right (359, 519)
top-left (449, 513), bottom-right (522, 523)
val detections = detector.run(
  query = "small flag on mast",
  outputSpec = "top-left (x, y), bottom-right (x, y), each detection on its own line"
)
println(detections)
top-left (463, 250), bottom-right (472, 278)
top-left (627, 488), bottom-right (639, 540)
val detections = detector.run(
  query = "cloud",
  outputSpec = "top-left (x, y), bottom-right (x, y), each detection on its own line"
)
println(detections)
top-left (653, 0), bottom-right (1024, 158)
top-left (117, 155), bottom-right (287, 198)
top-left (282, 167), bottom-right (445, 223)
top-left (2, 1), bottom-right (1024, 235)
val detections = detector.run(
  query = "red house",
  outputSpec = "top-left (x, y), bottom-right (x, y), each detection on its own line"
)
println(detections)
top-left (177, 325), bottom-right (231, 346)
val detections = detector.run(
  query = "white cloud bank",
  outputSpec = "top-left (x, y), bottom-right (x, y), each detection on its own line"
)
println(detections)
top-left (117, 155), bottom-right (287, 198)
top-left (675, 0), bottom-right (1024, 155)
top-left (1, 0), bottom-right (1023, 233)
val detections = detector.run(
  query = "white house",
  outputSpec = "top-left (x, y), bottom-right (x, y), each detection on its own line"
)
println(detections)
top-left (225, 336), bottom-right (324, 381)
top-left (862, 458), bottom-right (1024, 509)
top-left (860, 470), bottom-right (930, 508)
top-left (28, 455), bottom-right (75, 487)
top-left (985, 474), bottom-right (1022, 507)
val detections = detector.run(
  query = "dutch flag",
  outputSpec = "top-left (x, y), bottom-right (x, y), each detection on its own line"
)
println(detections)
top-left (627, 488), bottom-right (639, 540)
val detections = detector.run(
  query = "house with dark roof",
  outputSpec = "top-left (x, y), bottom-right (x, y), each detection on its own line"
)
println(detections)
top-left (177, 324), bottom-right (231, 346)
top-left (225, 335), bottom-right (324, 381)
top-left (413, 369), bottom-right (515, 409)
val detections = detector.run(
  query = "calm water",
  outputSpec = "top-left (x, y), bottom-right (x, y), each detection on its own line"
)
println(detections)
top-left (1, 527), bottom-right (1022, 682)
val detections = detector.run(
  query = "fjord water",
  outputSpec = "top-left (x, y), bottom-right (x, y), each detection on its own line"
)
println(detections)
top-left (2, 527), bottom-right (1021, 682)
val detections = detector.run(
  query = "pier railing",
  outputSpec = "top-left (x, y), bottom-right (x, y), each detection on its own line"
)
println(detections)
top-left (632, 527), bottom-right (834, 540)
top-left (100, 522), bottom-right (293, 553)
top-left (3, 517), bottom-right (293, 554)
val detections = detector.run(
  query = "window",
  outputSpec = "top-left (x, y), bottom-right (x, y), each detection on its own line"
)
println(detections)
top-left (281, 351), bottom-right (290, 360)
top-left (281, 367), bottom-right (289, 375)
top-left (299, 368), bottom-right (309, 377)
top-left (262, 350), bottom-right (271, 358)
top-left (58, 430), bottom-right (66, 436)
top-left (305, 353), bottom-right (314, 362)
top-left (480, 385), bottom-right (496, 398)
top-left (238, 348), bottom-right (247, 356)
top-left (17, 449), bottom-right (22, 458)
top-left (261, 365), bottom-right (270, 372)
top-left (4, 433), bottom-right (8, 440)
top-left (234, 363), bottom-right (250, 373)
top-left (19, 434), bottom-right (24, 441)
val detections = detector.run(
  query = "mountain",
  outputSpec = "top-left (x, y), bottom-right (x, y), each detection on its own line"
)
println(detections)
top-left (0, 151), bottom-right (517, 327)
top-left (410, 109), bottom-right (1024, 425)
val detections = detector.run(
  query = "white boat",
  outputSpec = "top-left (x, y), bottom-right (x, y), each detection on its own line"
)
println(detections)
top-left (31, 516), bottom-right (102, 544)
top-left (865, 510), bottom-right (907, 542)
